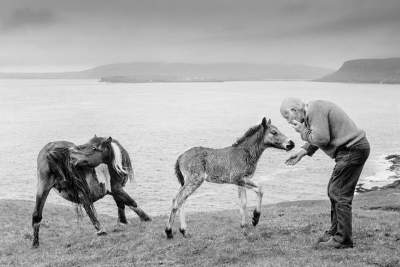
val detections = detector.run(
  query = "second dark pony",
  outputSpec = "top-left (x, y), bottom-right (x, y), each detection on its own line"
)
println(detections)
top-left (32, 136), bottom-right (150, 248)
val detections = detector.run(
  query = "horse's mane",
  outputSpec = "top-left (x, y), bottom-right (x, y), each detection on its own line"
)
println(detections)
top-left (77, 136), bottom-right (134, 184)
top-left (47, 147), bottom-right (96, 218)
top-left (232, 124), bottom-right (265, 147)
top-left (108, 140), bottom-right (134, 183)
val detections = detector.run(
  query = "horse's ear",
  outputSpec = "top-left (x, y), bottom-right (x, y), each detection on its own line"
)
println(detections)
top-left (94, 134), bottom-right (97, 138)
top-left (267, 119), bottom-right (271, 125)
top-left (261, 117), bottom-right (267, 127)
top-left (106, 137), bottom-right (112, 144)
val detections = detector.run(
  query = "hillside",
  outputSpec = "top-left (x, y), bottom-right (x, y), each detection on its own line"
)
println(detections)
top-left (317, 58), bottom-right (400, 84)
top-left (0, 62), bottom-right (332, 82)
top-left (1, 188), bottom-right (399, 266)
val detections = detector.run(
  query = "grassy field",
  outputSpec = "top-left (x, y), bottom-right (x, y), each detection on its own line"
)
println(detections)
top-left (0, 188), bottom-right (399, 267)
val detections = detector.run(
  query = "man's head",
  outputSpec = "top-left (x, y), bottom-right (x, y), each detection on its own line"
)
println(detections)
top-left (280, 97), bottom-right (306, 125)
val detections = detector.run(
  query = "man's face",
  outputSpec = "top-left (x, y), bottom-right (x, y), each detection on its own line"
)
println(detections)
top-left (282, 108), bottom-right (305, 125)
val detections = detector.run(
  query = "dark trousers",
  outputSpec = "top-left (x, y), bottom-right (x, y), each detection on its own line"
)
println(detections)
top-left (327, 137), bottom-right (370, 244)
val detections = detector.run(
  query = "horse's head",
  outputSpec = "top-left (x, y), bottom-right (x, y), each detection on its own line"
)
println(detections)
top-left (261, 117), bottom-right (295, 151)
top-left (69, 136), bottom-right (113, 168)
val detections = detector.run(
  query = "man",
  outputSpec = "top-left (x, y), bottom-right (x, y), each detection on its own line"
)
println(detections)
top-left (280, 97), bottom-right (370, 249)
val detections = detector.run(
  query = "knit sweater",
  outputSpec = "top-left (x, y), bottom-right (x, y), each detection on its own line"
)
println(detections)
top-left (301, 100), bottom-right (366, 158)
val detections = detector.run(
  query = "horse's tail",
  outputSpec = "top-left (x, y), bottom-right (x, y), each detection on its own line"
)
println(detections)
top-left (175, 157), bottom-right (184, 186)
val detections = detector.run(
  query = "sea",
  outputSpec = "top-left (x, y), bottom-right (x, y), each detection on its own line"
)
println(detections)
top-left (0, 79), bottom-right (399, 217)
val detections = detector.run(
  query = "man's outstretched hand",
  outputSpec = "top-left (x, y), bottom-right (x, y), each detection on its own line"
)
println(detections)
top-left (285, 149), bottom-right (307, 165)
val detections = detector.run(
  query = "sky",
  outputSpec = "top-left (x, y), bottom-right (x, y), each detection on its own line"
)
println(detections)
top-left (0, 0), bottom-right (399, 72)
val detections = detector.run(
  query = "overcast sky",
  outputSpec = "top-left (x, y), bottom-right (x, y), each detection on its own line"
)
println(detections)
top-left (0, 0), bottom-right (399, 71)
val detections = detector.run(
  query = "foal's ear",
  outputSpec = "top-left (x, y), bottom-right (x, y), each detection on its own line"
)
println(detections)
top-left (105, 136), bottom-right (113, 144)
top-left (267, 118), bottom-right (271, 125)
top-left (94, 134), bottom-right (97, 138)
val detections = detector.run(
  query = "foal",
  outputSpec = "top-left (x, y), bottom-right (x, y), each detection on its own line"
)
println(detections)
top-left (165, 118), bottom-right (294, 238)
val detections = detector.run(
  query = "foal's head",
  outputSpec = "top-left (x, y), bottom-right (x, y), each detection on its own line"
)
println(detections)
top-left (261, 118), bottom-right (295, 151)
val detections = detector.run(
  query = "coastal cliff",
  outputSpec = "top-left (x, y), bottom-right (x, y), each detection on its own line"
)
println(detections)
top-left (318, 58), bottom-right (400, 84)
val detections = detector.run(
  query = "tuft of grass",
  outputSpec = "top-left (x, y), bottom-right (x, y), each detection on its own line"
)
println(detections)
top-left (0, 188), bottom-right (399, 266)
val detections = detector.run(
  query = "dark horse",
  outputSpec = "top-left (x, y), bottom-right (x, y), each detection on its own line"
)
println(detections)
top-left (165, 118), bottom-right (295, 238)
top-left (32, 136), bottom-right (151, 248)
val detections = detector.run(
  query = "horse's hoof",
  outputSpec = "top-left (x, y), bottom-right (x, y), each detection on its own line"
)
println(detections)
top-left (240, 224), bottom-right (249, 229)
top-left (165, 228), bottom-right (173, 239)
top-left (32, 242), bottom-right (39, 249)
top-left (252, 210), bottom-right (261, 226)
top-left (179, 228), bottom-right (186, 237)
top-left (97, 230), bottom-right (107, 236)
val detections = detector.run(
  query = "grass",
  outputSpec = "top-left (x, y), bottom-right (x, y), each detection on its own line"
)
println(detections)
top-left (1, 188), bottom-right (399, 267)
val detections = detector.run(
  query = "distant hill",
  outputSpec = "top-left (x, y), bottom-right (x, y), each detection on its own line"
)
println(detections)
top-left (0, 62), bottom-right (332, 82)
top-left (317, 58), bottom-right (400, 84)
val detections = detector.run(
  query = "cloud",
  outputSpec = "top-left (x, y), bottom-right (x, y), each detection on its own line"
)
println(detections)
top-left (0, 0), bottom-right (399, 68)
top-left (1, 7), bottom-right (55, 31)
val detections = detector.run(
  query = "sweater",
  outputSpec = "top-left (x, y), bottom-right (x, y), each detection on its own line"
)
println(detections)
top-left (301, 100), bottom-right (366, 158)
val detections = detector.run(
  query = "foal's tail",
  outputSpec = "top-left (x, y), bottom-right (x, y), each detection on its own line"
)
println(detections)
top-left (175, 158), bottom-right (184, 186)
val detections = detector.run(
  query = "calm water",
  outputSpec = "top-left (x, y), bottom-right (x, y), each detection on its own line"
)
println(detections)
top-left (0, 79), bottom-right (399, 217)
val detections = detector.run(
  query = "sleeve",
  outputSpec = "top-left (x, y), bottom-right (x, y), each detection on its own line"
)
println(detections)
top-left (301, 142), bottom-right (319, 156)
top-left (300, 102), bottom-right (331, 147)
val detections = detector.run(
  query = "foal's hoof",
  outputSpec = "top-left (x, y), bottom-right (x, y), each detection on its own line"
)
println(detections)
top-left (252, 210), bottom-right (261, 226)
top-left (97, 230), bottom-right (107, 236)
top-left (165, 228), bottom-right (173, 239)
top-left (179, 228), bottom-right (186, 237)
top-left (31, 242), bottom-right (39, 249)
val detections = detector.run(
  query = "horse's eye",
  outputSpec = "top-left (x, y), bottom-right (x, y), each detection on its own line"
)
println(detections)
top-left (92, 146), bottom-right (97, 151)
top-left (272, 131), bottom-right (277, 135)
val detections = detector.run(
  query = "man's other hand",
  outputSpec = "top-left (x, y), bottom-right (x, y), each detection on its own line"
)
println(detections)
top-left (285, 149), bottom-right (307, 165)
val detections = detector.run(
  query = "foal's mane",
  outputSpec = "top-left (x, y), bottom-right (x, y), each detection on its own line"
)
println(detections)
top-left (232, 124), bottom-right (265, 147)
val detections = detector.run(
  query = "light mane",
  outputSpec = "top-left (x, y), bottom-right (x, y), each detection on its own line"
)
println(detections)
top-left (110, 142), bottom-right (128, 176)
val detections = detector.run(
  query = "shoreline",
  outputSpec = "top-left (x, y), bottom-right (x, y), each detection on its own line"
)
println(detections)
top-left (356, 154), bottom-right (400, 193)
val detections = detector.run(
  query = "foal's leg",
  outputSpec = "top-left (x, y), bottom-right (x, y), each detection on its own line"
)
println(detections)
top-left (165, 178), bottom-right (203, 239)
top-left (32, 175), bottom-right (54, 248)
top-left (242, 179), bottom-right (263, 227)
top-left (179, 204), bottom-right (187, 236)
top-left (111, 186), bottom-right (151, 221)
top-left (238, 186), bottom-right (248, 227)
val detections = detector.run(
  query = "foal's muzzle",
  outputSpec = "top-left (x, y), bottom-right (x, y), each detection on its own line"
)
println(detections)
top-left (285, 140), bottom-right (295, 151)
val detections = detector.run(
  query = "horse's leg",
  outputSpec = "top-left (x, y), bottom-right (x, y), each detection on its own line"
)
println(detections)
top-left (32, 175), bottom-right (54, 248)
top-left (238, 186), bottom-right (248, 227)
top-left (112, 195), bottom-right (127, 224)
top-left (242, 179), bottom-right (263, 227)
top-left (80, 196), bottom-right (106, 235)
top-left (111, 186), bottom-right (151, 221)
top-left (165, 178), bottom-right (203, 239)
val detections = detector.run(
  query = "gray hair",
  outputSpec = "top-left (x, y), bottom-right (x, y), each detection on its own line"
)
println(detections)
top-left (280, 97), bottom-right (305, 116)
